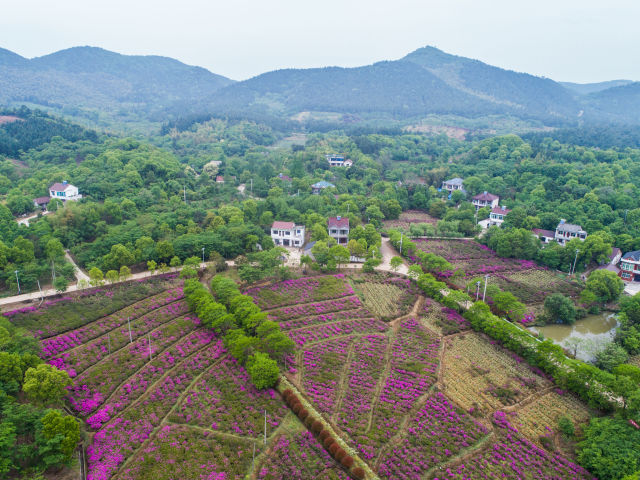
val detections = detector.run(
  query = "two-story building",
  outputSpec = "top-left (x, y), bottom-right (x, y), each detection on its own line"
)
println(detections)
top-left (472, 191), bottom-right (499, 210)
top-left (326, 154), bottom-right (353, 167)
top-left (271, 221), bottom-right (305, 248)
top-left (619, 250), bottom-right (640, 282)
top-left (328, 216), bottom-right (349, 245)
top-left (441, 177), bottom-right (465, 193)
top-left (489, 206), bottom-right (510, 227)
top-left (554, 220), bottom-right (587, 245)
top-left (49, 181), bottom-right (81, 201)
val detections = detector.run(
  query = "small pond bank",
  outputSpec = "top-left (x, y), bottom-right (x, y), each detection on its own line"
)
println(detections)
top-left (528, 312), bottom-right (619, 362)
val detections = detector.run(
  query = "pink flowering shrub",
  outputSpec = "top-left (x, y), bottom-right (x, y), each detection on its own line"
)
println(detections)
top-left (287, 318), bottom-right (388, 347)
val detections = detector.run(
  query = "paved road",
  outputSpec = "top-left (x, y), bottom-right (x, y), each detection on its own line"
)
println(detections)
top-left (377, 237), bottom-right (409, 274)
top-left (16, 211), bottom-right (50, 226)
top-left (65, 251), bottom-right (90, 282)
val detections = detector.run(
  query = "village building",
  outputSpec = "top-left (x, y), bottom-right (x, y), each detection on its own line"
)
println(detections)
top-left (328, 216), bottom-right (349, 245)
top-left (33, 196), bottom-right (51, 210)
top-left (49, 181), bottom-right (81, 201)
top-left (441, 177), bottom-right (465, 193)
top-left (554, 219), bottom-right (587, 245)
top-left (619, 250), bottom-right (640, 282)
top-left (488, 206), bottom-right (510, 227)
top-left (532, 228), bottom-right (556, 244)
top-left (270, 221), bottom-right (305, 248)
top-left (326, 154), bottom-right (352, 167)
top-left (472, 191), bottom-right (499, 210)
top-left (215, 176), bottom-right (225, 184)
top-left (311, 180), bottom-right (335, 194)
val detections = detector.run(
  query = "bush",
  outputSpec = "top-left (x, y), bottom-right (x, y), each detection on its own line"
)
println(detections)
top-left (328, 443), bottom-right (339, 456)
top-left (323, 437), bottom-right (335, 449)
top-left (246, 352), bottom-right (279, 389)
top-left (304, 416), bottom-right (314, 428)
top-left (282, 389), bottom-right (293, 400)
top-left (298, 409), bottom-right (309, 421)
top-left (292, 403), bottom-right (302, 414)
top-left (311, 420), bottom-right (323, 434)
top-left (341, 456), bottom-right (354, 469)
top-left (558, 416), bottom-right (575, 437)
top-left (318, 430), bottom-right (330, 441)
top-left (335, 449), bottom-right (346, 461)
top-left (352, 467), bottom-right (365, 479)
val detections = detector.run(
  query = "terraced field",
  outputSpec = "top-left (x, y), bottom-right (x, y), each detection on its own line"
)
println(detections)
top-left (5, 272), bottom-right (595, 480)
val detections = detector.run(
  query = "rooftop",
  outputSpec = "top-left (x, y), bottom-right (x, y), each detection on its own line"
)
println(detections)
top-left (491, 206), bottom-right (511, 215)
top-left (556, 220), bottom-right (585, 233)
top-left (311, 181), bottom-right (335, 189)
top-left (622, 250), bottom-right (640, 262)
top-left (328, 216), bottom-right (349, 228)
top-left (533, 228), bottom-right (555, 238)
top-left (271, 221), bottom-right (296, 230)
top-left (473, 191), bottom-right (499, 201)
top-left (443, 177), bottom-right (464, 185)
top-left (49, 182), bottom-right (72, 192)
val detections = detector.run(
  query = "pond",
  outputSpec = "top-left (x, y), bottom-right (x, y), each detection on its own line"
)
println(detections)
top-left (528, 312), bottom-right (619, 362)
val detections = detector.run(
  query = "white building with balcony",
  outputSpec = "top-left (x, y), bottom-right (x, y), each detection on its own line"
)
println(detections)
top-left (554, 219), bottom-right (587, 245)
top-left (49, 181), bottom-right (81, 201)
top-left (271, 221), bottom-right (305, 247)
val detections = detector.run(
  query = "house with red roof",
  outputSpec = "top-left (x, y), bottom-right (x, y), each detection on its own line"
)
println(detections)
top-left (271, 221), bottom-right (305, 247)
top-left (472, 191), bottom-right (499, 210)
top-left (532, 228), bottom-right (556, 244)
top-left (328, 216), bottom-right (349, 244)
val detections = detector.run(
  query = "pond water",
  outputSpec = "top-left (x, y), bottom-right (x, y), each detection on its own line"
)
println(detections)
top-left (528, 313), bottom-right (619, 362)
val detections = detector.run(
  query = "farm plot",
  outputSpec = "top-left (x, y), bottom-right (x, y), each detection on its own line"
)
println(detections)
top-left (509, 390), bottom-right (592, 441)
top-left (287, 318), bottom-right (389, 347)
top-left (267, 295), bottom-right (366, 323)
top-left (442, 332), bottom-right (551, 412)
top-left (353, 277), bottom-right (418, 319)
top-left (114, 424), bottom-right (255, 480)
top-left (255, 424), bottom-right (350, 480)
top-left (3, 274), bottom-right (178, 337)
top-left (433, 411), bottom-right (595, 480)
top-left (169, 356), bottom-right (288, 437)
top-left (245, 274), bottom-right (353, 309)
top-left (420, 298), bottom-right (470, 335)
top-left (382, 209), bottom-right (439, 231)
top-left (377, 392), bottom-right (488, 480)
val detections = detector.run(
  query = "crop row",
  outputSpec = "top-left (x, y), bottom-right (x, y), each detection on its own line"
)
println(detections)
top-left (269, 295), bottom-right (365, 324)
top-left (287, 318), bottom-right (388, 347)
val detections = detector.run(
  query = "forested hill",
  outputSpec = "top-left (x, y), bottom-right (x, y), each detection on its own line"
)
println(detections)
top-left (206, 46), bottom-right (582, 125)
top-left (0, 46), bottom-right (234, 124)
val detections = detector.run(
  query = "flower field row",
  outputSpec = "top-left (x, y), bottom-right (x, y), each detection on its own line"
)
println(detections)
top-left (279, 307), bottom-right (372, 331)
top-left (268, 295), bottom-right (365, 323)
top-left (87, 339), bottom-right (226, 480)
top-left (421, 299), bottom-right (470, 335)
top-left (41, 287), bottom-right (185, 358)
top-left (357, 280), bottom-right (417, 319)
top-left (301, 336), bottom-right (356, 414)
top-left (378, 392), bottom-right (488, 480)
top-left (86, 328), bottom-right (217, 430)
top-left (433, 412), bottom-right (594, 479)
top-left (114, 424), bottom-right (253, 480)
top-left (287, 318), bottom-right (388, 347)
top-left (48, 300), bottom-right (190, 376)
top-left (169, 356), bottom-right (288, 437)
top-left (69, 315), bottom-right (202, 417)
top-left (256, 430), bottom-right (350, 480)
top-left (5, 274), bottom-right (178, 337)
top-left (358, 318), bottom-right (441, 460)
top-left (245, 274), bottom-right (354, 309)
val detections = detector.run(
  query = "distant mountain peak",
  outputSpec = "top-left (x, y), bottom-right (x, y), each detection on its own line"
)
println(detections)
top-left (0, 48), bottom-right (27, 67)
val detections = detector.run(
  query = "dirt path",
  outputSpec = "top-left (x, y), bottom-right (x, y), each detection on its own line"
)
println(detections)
top-left (65, 250), bottom-right (90, 282)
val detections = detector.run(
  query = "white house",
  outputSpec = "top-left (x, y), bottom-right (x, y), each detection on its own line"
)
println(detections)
top-left (489, 206), bottom-right (510, 227)
top-left (472, 191), bottom-right (499, 210)
top-left (554, 219), bottom-right (587, 245)
top-left (271, 221), bottom-right (305, 247)
top-left (326, 154), bottom-right (352, 167)
top-left (442, 177), bottom-right (465, 193)
top-left (328, 216), bottom-right (349, 245)
top-left (532, 228), bottom-right (556, 244)
top-left (49, 181), bottom-right (81, 201)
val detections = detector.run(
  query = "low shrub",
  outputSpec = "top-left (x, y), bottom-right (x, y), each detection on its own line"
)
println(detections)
top-left (328, 443), bottom-right (339, 456)
top-left (323, 437), bottom-right (335, 449)
top-left (311, 420), bottom-right (323, 434)
top-left (335, 449), bottom-right (347, 461)
top-left (318, 430), bottom-right (329, 441)
top-left (292, 403), bottom-right (302, 414)
top-left (352, 467), bottom-right (365, 479)
top-left (341, 456), bottom-right (354, 469)
top-left (298, 409), bottom-right (309, 420)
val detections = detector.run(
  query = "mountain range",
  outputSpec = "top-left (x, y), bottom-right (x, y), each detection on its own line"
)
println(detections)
top-left (1, 45), bottom-right (640, 127)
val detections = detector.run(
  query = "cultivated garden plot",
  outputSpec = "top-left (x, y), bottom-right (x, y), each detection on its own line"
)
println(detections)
top-left (413, 239), bottom-right (580, 305)
top-left (351, 276), bottom-right (419, 320)
top-left (3, 274), bottom-right (179, 337)
top-left (420, 298), bottom-right (471, 335)
top-left (245, 274), bottom-right (354, 309)
top-left (442, 332), bottom-right (552, 412)
top-left (509, 390), bottom-right (592, 441)
top-left (114, 424), bottom-right (255, 480)
top-left (432, 411), bottom-right (595, 480)
top-left (382, 209), bottom-right (439, 231)
top-left (255, 423), bottom-right (350, 480)
top-left (169, 355), bottom-right (288, 437)
top-left (268, 295), bottom-right (368, 324)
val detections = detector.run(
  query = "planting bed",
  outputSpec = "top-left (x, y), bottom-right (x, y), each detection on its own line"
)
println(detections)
top-left (442, 332), bottom-right (551, 411)
top-left (420, 298), bottom-right (470, 335)
top-left (353, 276), bottom-right (418, 319)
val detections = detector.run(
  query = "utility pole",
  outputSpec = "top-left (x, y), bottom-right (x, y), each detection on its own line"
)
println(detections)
top-left (107, 334), bottom-right (111, 355)
top-left (37, 280), bottom-right (43, 300)
top-left (51, 259), bottom-right (56, 283)
top-left (202, 247), bottom-right (205, 264)
top-left (127, 317), bottom-right (133, 343)
top-left (482, 275), bottom-right (489, 303)
top-left (250, 178), bottom-right (253, 194)
top-left (14, 270), bottom-right (20, 294)
top-left (476, 281), bottom-right (481, 301)
top-left (264, 410), bottom-right (267, 445)
top-left (251, 443), bottom-right (255, 473)
top-left (399, 233), bottom-right (403, 255)
top-left (148, 333), bottom-right (152, 360)
top-left (183, 185), bottom-right (186, 204)
top-left (571, 249), bottom-right (580, 276)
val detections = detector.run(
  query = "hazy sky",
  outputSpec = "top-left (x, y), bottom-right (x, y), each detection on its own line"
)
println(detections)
top-left (2, 0), bottom-right (639, 82)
